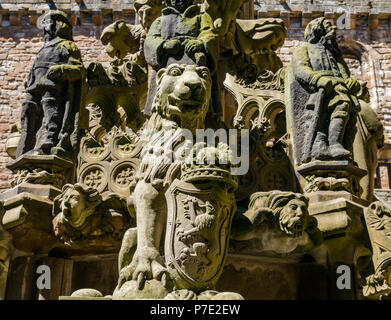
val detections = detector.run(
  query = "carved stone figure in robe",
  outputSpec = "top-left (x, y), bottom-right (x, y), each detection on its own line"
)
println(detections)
top-left (287, 18), bottom-right (361, 164)
top-left (143, 0), bottom-right (219, 117)
top-left (16, 10), bottom-right (86, 159)
top-left (353, 82), bottom-right (384, 202)
top-left (363, 201), bottom-right (391, 299)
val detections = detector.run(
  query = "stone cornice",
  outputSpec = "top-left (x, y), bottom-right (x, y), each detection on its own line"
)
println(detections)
top-left (255, 0), bottom-right (391, 14)
top-left (0, 1), bottom-right (137, 26)
top-left (256, 9), bottom-right (391, 30)
top-left (0, 0), bottom-right (136, 12)
top-left (0, 1), bottom-right (390, 29)
top-left (0, 8), bottom-right (136, 27)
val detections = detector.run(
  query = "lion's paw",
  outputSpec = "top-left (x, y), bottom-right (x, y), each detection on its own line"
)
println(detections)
top-left (119, 248), bottom-right (171, 290)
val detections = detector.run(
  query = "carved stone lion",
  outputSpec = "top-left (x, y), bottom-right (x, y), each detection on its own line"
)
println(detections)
top-left (114, 64), bottom-right (212, 298)
top-left (135, 63), bottom-right (212, 188)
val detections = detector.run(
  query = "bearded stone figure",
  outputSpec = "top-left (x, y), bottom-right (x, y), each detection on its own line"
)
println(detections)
top-left (286, 18), bottom-right (361, 164)
top-left (230, 191), bottom-right (322, 255)
top-left (16, 10), bottom-right (86, 159)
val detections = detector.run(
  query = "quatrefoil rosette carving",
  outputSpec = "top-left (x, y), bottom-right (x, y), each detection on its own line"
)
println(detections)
top-left (108, 159), bottom-right (140, 196)
top-left (79, 162), bottom-right (109, 193)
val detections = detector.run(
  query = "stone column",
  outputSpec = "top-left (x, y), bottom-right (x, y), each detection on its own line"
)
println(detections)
top-left (240, 0), bottom-right (255, 19)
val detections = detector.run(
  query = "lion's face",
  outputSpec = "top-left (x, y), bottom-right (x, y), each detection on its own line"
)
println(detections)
top-left (278, 198), bottom-right (308, 237)
top-left (154, 64), bottom-right (211, 128)
top-left (60, 188), bottom-right (91, 229)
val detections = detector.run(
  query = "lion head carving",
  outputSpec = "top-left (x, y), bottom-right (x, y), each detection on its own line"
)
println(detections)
top-left (149, 64), bottom-right (212, 131)
top-left (136, 64), bottom-right (212, 188)
top-left (53, 183), bottom-right (102, 230)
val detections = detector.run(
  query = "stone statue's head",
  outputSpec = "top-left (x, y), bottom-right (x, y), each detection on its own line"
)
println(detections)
top-left (135, 0), bottom-right (164, 30)
top-left (41, 10), bottom-right (73, 41)
top-left (165, 0), bottom-right (194, 13)
top-left (248, 191), bottom-right (309, 237)
top-left (54, 183), bottom-right (102, 230)
top-left (152, 64), bottom-right (212, 129)
top-left (101, 21), bottom-right (144, 59)
top-left (304, 17), bottom-right (337, 45)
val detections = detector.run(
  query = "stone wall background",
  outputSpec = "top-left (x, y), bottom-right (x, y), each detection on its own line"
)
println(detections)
top-left (0, 0), bottom-right (391, 191)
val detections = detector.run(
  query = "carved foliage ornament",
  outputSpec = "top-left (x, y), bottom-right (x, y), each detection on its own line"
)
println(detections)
top-left (363, 201), bottom-right (391, 299)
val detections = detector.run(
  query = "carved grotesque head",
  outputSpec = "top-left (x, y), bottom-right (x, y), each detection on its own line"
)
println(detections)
top-left (304, 17), bottom-right (337, 45)
top-left (277, 197), bottom-right (308, 237)
top-left (101, 21), bottom-right (144, 59)
top-left (248, 191), bottom-right (309, 237)
top-left (40, 10), bottom-right (73, 41)
top-left (152, 64), bottom-right (212, 129)
top-left (54, 184), bottom-right (102, 229)
top-left (165, 0), bottom-right (194, 13)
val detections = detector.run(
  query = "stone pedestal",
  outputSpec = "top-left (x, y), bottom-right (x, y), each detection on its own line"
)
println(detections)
top-left (295, 161), bottom-right (372, 299)
top-left (305, 193), bottom-right (372, 300)
top-left (309, 197), bottom-right (366, 239)
top-left (1, 192), bottom-right (59, 253)
top-left (297, 160), bottom-right (367, 197)
top-left (1, 154), bottom-right (75, 254)
top-left (6, 154), bottom-right (74, 190)
top-left (0, 154), bottom-right (76, 296)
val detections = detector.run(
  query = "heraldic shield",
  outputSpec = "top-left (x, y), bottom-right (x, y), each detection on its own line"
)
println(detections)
top-left (165, 179), bottom-right (236, 292)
